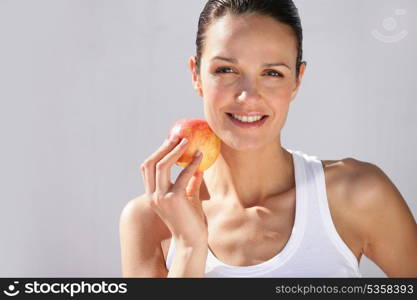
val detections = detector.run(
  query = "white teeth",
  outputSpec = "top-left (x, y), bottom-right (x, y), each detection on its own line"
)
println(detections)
top-left (231, 114), bottom-right (264, 123)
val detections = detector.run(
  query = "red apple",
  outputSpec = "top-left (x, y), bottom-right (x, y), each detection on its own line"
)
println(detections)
top-left (167, 118), bottom-right (221, 172)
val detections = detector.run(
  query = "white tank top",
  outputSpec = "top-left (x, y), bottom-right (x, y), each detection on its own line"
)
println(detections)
top-left (165, 149), bottom-right (362, 277)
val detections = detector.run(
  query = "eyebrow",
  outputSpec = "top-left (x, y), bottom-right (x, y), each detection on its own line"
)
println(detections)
top-left (211, 56), bottom-right (291, 70)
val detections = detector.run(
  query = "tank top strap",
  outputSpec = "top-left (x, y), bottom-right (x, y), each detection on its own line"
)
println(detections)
top-left (303, 153), bottom-right (361, 273)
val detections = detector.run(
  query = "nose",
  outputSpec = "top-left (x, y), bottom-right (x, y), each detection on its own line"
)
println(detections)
top-left (236, 77), bottom-right (260, 103)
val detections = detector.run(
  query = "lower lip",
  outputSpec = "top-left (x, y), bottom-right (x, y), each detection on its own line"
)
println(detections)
top-left (226, 113), bottom-right (269, 128)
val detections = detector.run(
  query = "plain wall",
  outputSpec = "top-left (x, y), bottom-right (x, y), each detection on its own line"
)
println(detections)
top-left (0, 0), bottom-right (415, 277)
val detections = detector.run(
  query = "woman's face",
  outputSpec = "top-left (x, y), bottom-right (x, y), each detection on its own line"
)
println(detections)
top-left (190, 13), bottom-right (306, 151)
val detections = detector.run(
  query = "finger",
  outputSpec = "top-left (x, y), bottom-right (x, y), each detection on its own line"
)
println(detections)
top-left (140, 162), bottom-right (150, 195)
top-left (173, 151), bottom-right (203, 194)
top-left (141, 136), bottom-right (180, 194)
top-left (155, 138), bottom-right (191, 194)
top-left (185, 170), bottom-right (204, 198)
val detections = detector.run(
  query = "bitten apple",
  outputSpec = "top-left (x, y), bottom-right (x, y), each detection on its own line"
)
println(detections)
top-left (167, 118), bottom-right (221, 172)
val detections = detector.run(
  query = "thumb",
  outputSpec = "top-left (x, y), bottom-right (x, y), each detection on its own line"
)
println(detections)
top-left (185, 170), bottom-right (203, 199)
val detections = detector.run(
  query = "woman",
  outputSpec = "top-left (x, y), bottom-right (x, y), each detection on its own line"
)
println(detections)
top-left (119, 0), bottom-right (417, 277)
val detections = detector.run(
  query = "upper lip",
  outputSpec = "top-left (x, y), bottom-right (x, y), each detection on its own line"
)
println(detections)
top-left (227, 112), bottom-right (269, 117)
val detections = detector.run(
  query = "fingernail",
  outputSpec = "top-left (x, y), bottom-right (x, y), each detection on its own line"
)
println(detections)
top-left (180, 138), bottom-right (188, 145)
top-left (195, 151), bottom-right (202, 157)
top-left (169, 135), bottom-right (179, 143)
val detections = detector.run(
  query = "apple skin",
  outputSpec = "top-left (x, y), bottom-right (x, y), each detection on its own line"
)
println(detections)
top-left (167, 118), bottom-right (221, 172)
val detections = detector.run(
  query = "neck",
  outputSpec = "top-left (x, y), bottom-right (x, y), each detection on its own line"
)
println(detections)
top-left (202, 138), bottom-right (294, 209)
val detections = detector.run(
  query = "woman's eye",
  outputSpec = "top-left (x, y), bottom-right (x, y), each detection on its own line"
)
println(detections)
top-left (265, 70), bottom-right (283, 78)
top-left (215, 67), bottom-right (234, 74)
top-left (214, 67), bottom-right (283, 78)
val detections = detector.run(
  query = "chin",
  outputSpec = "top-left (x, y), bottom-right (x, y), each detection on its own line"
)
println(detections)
top-left (225, 137), bottom-right (269, 152)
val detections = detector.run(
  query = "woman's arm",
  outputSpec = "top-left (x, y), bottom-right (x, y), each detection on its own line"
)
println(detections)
top-left (119, 196), bottom-right (168, 277)
top-left (167, 240), bottom-right (208, 278)
top-left (350, 161), bottom-right (417, 277)
top-left (119, 195), bottom-right (208, 277)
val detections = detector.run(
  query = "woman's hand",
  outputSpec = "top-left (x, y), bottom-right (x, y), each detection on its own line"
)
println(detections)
top-left (140, 135), bottom-right (208, 247)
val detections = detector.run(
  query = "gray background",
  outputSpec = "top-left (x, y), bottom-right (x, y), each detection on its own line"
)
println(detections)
top-left (0, 0), bottom-right (415, 277)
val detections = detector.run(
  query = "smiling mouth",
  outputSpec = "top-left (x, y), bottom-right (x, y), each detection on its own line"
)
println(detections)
top-left (226, 113), bottom-right (268, 122)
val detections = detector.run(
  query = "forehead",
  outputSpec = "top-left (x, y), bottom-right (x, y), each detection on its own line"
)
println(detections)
top-left (203, 13), bottom-right (297, 63)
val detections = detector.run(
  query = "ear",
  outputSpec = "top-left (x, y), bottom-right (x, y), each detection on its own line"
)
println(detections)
top-left (290, 62), bottom-right (307, 102)
top-left (189, 56), bottom-right (203, 97)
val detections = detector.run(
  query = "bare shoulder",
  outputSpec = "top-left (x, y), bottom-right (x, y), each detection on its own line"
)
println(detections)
top-left (120, 195), bottom-right (170, 234)
top-left (119, 195), bottom-right (171, 277)
top-left (322, 156), bottom-right (387, 199)
top-left (324, 157), bottom-right (405, 210)
top-left (120, 194), bottom-right (152, 225)
top-left (320, 157), bottom-right (374, 262)
top-left (323, 157), bottom-right (417, 276)
top-left (321, 156), bottom-right (408, 221)
top-left (120, 195), bottom-right (160, 236)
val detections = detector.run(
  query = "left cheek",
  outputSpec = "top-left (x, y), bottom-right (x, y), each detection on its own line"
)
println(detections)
top-left (278, 80), bottom-right (296, 96)
top-left (265, 90), bottom-right (292, 120)
top-left (263, 77), bottom-right (293, 92)
top-left (264, 83), bottom-right (294, 104)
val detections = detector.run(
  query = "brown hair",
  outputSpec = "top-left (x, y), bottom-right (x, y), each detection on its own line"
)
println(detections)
top-left (194, 0), bottom-right (306, 78)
